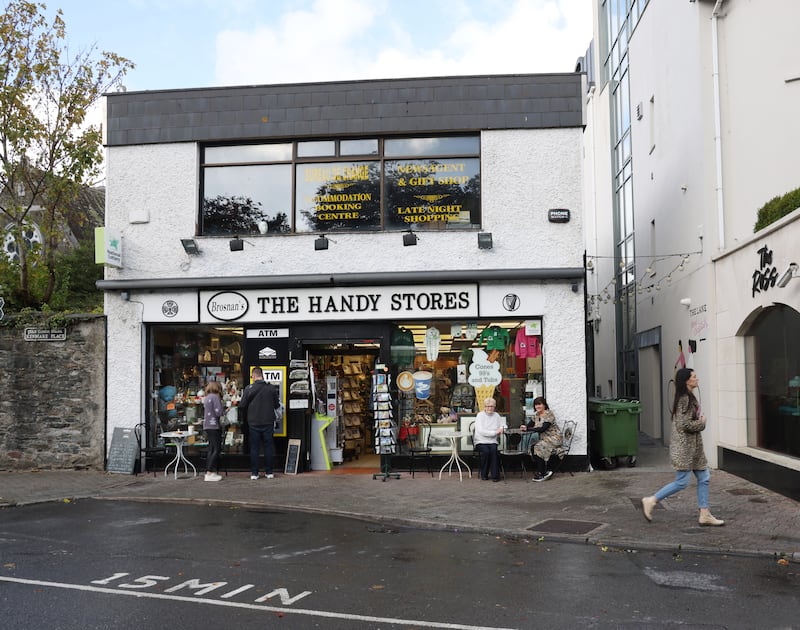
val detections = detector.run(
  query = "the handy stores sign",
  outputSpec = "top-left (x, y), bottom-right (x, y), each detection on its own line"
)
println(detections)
top-left (200, 285), bottom-right (477, 323)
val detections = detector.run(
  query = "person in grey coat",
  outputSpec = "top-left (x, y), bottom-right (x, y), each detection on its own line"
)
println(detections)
top-left (641, 368), bottom-right (724, 526)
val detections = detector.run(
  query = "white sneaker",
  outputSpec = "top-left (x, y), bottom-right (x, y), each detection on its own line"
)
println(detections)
top-left (250, 475), bottom-right (259, 480)
top-left (204, 472), bottom-right (222, 482)
top-left (266, 474), bottom-right (274, 479)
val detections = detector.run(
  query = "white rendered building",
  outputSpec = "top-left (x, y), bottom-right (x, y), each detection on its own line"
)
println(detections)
top-left (99, 73), bottom-right (589, 474)
top-left (583, 0), bottom-right (800, 498)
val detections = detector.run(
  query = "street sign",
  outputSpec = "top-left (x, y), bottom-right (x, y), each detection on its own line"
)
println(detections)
top-left (23, 327), bottom-right (67, 341)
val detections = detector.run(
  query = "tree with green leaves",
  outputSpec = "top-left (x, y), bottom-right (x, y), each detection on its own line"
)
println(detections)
top-left (0, 0), bottom-right (133, 310)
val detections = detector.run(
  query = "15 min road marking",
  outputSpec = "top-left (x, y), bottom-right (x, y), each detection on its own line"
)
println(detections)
top-left (0, 576), bottom-right (517, 630)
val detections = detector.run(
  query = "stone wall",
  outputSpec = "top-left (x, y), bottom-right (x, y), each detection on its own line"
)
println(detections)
top-left (0, 316), bottom-right (106, 470)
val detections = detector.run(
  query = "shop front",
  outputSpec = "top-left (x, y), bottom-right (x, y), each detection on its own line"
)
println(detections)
top-left (99, 72), bottom-right (589, 476)
top-left (714, 214), bottom-right (800, 500)
top-left (133, 274), bottom-right (586, 474)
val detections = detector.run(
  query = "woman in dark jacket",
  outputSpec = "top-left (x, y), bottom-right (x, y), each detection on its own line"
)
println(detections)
top-left (641, 368), bottom-right (724, 526)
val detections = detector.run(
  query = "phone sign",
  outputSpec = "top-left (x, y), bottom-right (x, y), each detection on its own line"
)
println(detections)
top-left (548, 208), bottom-right (571, 223)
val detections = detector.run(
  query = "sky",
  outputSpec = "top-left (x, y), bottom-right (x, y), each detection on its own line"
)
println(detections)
top-left (47, 0), bottom-right (593, 92)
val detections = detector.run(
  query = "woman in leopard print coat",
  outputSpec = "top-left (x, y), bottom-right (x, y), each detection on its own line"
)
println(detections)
top-left (641, 369), bottom-right (724, 526)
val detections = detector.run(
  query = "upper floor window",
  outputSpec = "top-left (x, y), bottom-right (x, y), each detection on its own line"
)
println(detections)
top-left (200, 135), bottom-right (480, 236)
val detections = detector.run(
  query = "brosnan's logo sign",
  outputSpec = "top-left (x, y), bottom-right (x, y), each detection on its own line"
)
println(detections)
top-left (207, 291), bottom-right (249, 321)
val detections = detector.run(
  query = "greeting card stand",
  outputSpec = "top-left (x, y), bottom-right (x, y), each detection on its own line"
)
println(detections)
top-left (372, 371), bottom-right (400, 481)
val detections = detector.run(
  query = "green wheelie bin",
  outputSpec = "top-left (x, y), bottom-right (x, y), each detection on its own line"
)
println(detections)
top-left (588, 398), bottom-right (642, 469)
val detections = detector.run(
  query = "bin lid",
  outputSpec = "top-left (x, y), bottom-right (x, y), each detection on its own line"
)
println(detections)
top-left (588, 398), bottom-right (642, 414)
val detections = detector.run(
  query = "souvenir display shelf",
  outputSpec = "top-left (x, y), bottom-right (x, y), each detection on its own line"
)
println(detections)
top-left (372, 371), bottom-right (400, 481)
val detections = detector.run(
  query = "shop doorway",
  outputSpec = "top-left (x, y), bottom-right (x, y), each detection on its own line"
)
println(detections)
top-left (307, 345), bottom-right (380, 471)
top-left (746, 304), bottom-right (800, 457)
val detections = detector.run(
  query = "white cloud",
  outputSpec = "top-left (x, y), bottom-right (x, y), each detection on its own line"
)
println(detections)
top-left (215, 0), bottom-right (591, 86)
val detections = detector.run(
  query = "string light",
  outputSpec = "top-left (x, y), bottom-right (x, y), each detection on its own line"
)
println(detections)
top-left (586, 250), bottom-right (701, 305)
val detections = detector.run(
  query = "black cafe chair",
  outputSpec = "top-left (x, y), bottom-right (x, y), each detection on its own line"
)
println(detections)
top-left (134, 421), bottom-right (167, 477)
top-left (468, 420), bottom-right (483, 474)
top-left (499, 429), bottom-right (527, 478)
top-left (408, 421), bottom-right (433, 478)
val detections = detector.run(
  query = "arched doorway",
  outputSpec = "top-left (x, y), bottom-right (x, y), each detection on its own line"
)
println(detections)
top-left (747, 304), bottom-right (800, 457)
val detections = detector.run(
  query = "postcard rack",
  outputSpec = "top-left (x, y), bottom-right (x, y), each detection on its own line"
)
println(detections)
top-left (372, 370), bottom-right (400, 481)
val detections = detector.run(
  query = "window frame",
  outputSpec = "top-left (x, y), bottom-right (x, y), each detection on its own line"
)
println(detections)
top-left (199, 134), bottom-right (481, 237)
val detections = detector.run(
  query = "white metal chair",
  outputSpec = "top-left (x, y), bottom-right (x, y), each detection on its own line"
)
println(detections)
top-left (549, 419), bottom-right (576, 476)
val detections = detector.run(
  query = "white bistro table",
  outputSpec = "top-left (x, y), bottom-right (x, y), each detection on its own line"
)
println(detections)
top-left (160, 431), bottom-right (197, 479)
top-left (438, 431), bottom-right (472, 481)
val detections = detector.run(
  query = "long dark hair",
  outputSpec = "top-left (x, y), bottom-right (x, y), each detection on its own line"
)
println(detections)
top-left (671, 368), bottom-right (697, 415)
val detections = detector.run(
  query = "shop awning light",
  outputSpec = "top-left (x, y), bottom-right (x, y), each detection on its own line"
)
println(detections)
top-left (403, 231), bottom-right (418, 246)
top-left (314, 235), bottom-right (329, 251)
top-left (180, 238), bottom-right (200, 255)
top-left (229, 237), bottom-right (244, 251)
top-left (777, 262), bottom-right (798, 288)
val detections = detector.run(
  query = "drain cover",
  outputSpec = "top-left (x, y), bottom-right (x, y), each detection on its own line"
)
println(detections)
top-left (527, 519), bottom-right (604, 535)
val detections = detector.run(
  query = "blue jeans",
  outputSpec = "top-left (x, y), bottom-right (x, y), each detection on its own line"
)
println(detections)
top-left (249, 425), bottom-right (275, 476)
top-left (477, 443), bottom-right (500, 480)
top-left (655, 468), bottom-right (710, 509)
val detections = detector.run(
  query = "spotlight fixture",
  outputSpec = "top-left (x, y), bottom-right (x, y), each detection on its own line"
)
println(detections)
top-left (314, 235), bottom-right (329, 251)
top-left (229, 237), bottom-right (244, 252)
top-left (403, 231), bottom-right (418, 247)
top-left (180, 238), bottom-right (200, 255)
top-left (477, 232), bottom-right (493, 250)
top-left (777, 262), bottom-right (798, 288)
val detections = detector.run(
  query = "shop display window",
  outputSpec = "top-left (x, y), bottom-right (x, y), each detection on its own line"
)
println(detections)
top-left (150, 325), bottom-right (246, 455)
top-left (391, 319), bottom-right (545, 440)
top-left (747, 304), bottom-right (800, 457)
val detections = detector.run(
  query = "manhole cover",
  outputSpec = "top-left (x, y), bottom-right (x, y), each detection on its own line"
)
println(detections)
top-left (527, 519), bottom-right (604, 535)
top-left (727, 488), bottom-right (759, 496)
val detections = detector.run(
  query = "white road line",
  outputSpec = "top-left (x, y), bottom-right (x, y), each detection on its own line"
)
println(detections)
top-left (0, 576), bottom-right (517, 630)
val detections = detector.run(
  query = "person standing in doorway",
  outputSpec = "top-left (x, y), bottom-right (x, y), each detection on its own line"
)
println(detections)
top-left (202, 380), bottom-right (224, 482)
top-left (474, 397), bottom-right (507, 482)
top-left (239, 367), bottom-right (281, 480)
top-left (641, 368), bottom-right (724, 526)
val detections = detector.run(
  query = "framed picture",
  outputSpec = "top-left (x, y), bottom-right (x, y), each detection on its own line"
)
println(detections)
top-left (428, 423), bottom-right (457, 452)
top-left (458, 416), bottom-right (477, 451)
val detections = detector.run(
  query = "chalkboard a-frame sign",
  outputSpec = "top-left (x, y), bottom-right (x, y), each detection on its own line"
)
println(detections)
top-left (284, 438), bottom-right (301, 475)
top-left (107, 427), bottom-right (139, 474)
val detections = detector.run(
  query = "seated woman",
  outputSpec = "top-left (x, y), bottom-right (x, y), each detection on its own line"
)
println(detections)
top-left (474, 397), bottom-right (507, 482)
top-left (521, 396), bottom-right (562, 481)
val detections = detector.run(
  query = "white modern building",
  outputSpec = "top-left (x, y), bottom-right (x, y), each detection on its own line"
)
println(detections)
top-left (99, 73), bottom-right (590, 474)
top-left (583, 0), bottom-right (800, 499)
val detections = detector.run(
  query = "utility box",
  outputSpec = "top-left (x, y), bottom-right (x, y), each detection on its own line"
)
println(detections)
top-left (588, 398), bottom-right (642, 469)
